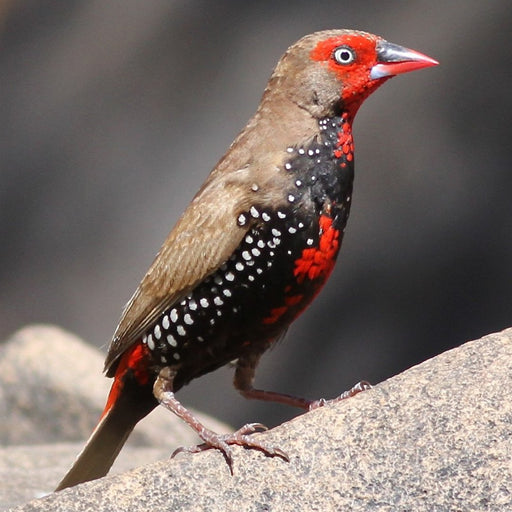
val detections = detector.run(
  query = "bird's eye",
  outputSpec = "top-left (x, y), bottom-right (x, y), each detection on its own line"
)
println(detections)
top-left (333, 46), bottom-right (356, 65)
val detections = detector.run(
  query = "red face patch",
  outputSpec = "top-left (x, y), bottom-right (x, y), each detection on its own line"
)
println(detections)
top-left (310, 33), bottom-right (386, 115)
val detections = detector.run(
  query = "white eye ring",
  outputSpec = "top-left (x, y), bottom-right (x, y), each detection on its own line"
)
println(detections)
top-left (333, 46), bottom-right (356, 65)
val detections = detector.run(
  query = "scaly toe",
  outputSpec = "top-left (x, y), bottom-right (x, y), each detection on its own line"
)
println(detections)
top-left (227, 433), bottom-right (289, 462)
top-left (308, 381), bottom-right (372, 410)
top-left (233, 422), bottom-right (268, 435)
top-left (170, 425), bottom-right (288, 472)
top-left (171, 438), bottom-right (235, 470)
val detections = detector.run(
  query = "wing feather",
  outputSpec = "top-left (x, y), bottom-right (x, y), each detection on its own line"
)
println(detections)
top-left (104, 174), bottom-right (254, 374)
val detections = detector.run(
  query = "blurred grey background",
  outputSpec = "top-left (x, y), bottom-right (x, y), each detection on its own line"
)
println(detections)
top-left (1, 1), bottom-right (511, 428)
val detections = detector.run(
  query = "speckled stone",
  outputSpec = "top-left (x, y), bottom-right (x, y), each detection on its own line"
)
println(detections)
top-left (4, 327), bottom-right (512, 511)
top-left (0, 325), bottom-right (229, 509)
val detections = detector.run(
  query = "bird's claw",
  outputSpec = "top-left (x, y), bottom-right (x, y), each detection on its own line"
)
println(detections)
top-left (171, 422), bottom-right (288, 474)
top-left (308, 380), bottom-right (372, 410)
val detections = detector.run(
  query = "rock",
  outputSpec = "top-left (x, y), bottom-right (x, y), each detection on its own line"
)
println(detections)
top-left (0, 325), bottom-right (229, 509)
top-left (4, 327), bottom-right (512, 511)
top-left (0, 325), bottom-right (229, 445)
top-left (0, 443), bottom-right (171, 510)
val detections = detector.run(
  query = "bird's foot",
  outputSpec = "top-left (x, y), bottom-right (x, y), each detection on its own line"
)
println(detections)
top-left (155, 368), bottom-right (288, 474)
top-left (171, 422), bottom-right (289, 473)
top-left (308, 380), bottom-right (372, 411)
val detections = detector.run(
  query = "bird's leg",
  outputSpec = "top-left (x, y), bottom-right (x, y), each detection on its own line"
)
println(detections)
top-left (234, 352), bottom-right (371, 412)
top-left (234, 351), bottom-right (311, 409)
top-left (153, 366), bottom-right (288, 474)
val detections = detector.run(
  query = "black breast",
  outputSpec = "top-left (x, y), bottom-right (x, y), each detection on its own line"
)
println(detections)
top-left (142, 113), bottom-right (356, 390)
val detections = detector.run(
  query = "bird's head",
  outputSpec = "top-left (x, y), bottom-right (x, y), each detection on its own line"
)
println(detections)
top-left (269, 29), bottom-right (438, 119)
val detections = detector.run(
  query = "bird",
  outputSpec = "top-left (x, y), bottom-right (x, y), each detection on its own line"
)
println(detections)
top-left (56, 29), bottom-right (438, 491)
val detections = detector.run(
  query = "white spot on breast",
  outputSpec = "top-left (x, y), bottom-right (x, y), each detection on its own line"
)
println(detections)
top-left (162, 315), bottom-right (170, 330)
top-left (225, 271), bottom-right (235, 282)
top-left (262, 212), bottom-right (270, 222)
top-left (237, 213), bottom-right (247, 226)
top-left (298, 148), bottom-right (305, 155)
top-left (223, 289), bottom-right (232, 297)
top-left (277, 211), bottom-right (286, 219)
top-left (184, 314), bottom-right (193, 325)
top-left (307, 238), bottom-right (314, 246)
top-left (173, 353), bottom-right (180, 360)
top-left (298, 222), bottom-right (304, 229)
top-left (154, 325), bottom-right (161, 340)
top-left (288, 194), bottom-right (295, 203)
top-left (177, 325), bottom-right (186, 337)
top-left (167, 334), bottom-right (177, 347)
top-left (248, 275), bottom-right (255, 281)
top-left (287, 147), bottom-right (294, 153)
top-left (284, 163), bottom-right (292, 170)
top-left (271, 228), bottom-right (281, 237)
top-left (295, 179), bottom-right (302, 187)
top-left (245, 235), bottom-right (253, 244)
top-left (235, 262), bottom-right (244, 271)
top-left (214, 296), bottom-right (223, 306)
top-left (170, 309), bottom-right (178, 323)
top-left (251, 183), bottom-right (259, 192)
top-left (251, 248), bottom-right (261, 257)
top-left (200, 298), bottom-right (209, 308)
top-left (147, 334), bottom-right (155, 351)
top-left (242, 251), bottom-right (251, 261)
top-left (250, 206), bottom-right (260, 218)
top-left (189, 299), bottom-right (197, 311)
top-left (288, 226), bottom-right (297, 234)
top-left (197, 336), bottom-right (204, 342)
top-left (257, 240), bottom-right (265, 248)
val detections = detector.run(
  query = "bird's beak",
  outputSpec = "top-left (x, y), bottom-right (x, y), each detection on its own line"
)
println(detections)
top-left (370, 40), bottom-right (439, 80)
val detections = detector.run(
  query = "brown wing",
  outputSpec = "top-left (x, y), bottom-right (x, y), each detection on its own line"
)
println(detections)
top-left (104, 170), bottom-right (255, 375)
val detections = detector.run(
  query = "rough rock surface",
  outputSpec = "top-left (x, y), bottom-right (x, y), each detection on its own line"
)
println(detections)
top-left (0, 325), bottom-right (229, 509)
top-left (3, 326), bottom-right (512, 511)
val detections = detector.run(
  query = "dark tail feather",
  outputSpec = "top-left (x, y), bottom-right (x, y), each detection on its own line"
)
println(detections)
top-left (55, 406), bottom-right (132, 491)
top-left (56, 380), bottom-right (157, 491)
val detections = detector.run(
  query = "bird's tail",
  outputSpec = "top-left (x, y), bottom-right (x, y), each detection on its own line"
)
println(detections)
top-left (56, 347), bottom-right (157, 491)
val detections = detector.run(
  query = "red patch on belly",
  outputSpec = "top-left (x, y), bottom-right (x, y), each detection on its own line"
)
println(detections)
top-left (293, 215), bottom-right (339, 284)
